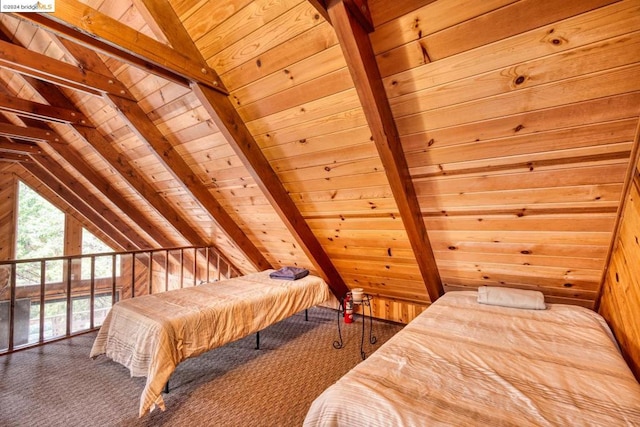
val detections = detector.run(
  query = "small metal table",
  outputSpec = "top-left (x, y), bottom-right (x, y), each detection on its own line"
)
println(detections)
top-left (333, 293), bottom-right (377, 359)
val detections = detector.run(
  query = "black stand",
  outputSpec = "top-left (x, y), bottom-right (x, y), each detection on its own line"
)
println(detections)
top-left (333, 294), bottom-right (377, 359)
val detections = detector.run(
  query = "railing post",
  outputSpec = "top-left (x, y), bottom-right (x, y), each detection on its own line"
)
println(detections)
top-left (8, 263), bottom-right (16, 352)
top-left (90, 255), bottom-right (95, 330)
top-left (216, 252), bottom-right (220, 281)
top-left (180, 248), bottom-right (184, 289)
top-left (148, 250), bottom-right (152, 295)
top-left (206, 247), bottom-right (210, 283)
top-left (193, 247), bottom-right (197, 287)
top-left (131, 253), bottom-right (136, 298)
top-left (164, 249), bottom-right (169, 292)
top-left (111, 253), bottom-right (117, 305)
top-left (65, 258), bottom-right (72, 336)
top-left (39, 260), bottom-right (45, 343)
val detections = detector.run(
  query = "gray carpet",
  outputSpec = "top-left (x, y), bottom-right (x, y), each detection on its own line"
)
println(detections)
top-left (0, 307), bottom-right (403, 427)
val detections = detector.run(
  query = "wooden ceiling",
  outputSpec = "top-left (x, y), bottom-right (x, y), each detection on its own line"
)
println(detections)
top-left (0, 0), bottom-right (638, 310)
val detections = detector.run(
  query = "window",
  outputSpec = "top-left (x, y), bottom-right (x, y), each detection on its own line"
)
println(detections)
top-left (81, 228), bottom-right (116, 279)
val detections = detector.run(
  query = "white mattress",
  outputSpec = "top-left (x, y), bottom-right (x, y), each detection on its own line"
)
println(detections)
top-left (90, 270), bottom-right (331, 416)
top-left (304, 291), bottom-right (640, 426)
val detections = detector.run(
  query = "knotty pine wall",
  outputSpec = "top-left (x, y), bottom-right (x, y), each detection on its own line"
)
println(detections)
top-left (599, 155), bottom-right (640, 380)
top-left (370, 0), bottom-right (640, 307)
top-left (0, 164), bottom-right (17, 261)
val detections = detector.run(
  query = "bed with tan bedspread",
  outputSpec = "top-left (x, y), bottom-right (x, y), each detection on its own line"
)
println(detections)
top-left (90, 270), bottom-right (331, 416)
top-left (304, 291), bottom-right (640, 426)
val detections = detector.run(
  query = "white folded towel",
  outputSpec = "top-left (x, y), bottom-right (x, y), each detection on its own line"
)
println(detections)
top-left (477, 286), bottom-right (546, 310)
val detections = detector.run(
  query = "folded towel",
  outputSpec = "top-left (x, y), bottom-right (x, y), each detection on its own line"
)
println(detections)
top-left (269, 266), bottom-right (309, 280)
top-left (477, 286), bottom-right (546, 310)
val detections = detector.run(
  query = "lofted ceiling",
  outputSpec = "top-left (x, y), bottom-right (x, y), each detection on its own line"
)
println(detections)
top-left (0, 0), bottom-right (639, 310)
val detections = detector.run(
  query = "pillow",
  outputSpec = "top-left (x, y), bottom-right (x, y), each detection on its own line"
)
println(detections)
top-left (477, 286), bottom-right (546, 310)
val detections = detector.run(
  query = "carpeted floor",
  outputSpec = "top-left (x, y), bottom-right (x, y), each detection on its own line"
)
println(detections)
top-left (0, 307), bottom-right (403, 427)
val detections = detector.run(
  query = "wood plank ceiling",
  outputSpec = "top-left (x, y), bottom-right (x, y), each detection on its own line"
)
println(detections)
top-left (0, 0), bottom-right (638, 312)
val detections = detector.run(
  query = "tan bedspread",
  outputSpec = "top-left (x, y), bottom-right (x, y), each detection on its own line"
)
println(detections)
top-left (90, 270), bottom-right (331, 416)
top-left (304, 291), bottom-right (640, 426)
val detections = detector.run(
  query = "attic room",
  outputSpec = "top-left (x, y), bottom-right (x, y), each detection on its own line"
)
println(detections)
top-left (1, 0), bottom-right (639, 425)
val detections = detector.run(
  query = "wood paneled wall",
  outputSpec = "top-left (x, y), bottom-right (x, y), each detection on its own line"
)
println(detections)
top-left (369, 0), bottom-right (640, 307)
top-left (599, 156), bottom-right (640, 380)
top-left (0, 164), bottom-right (17, 261)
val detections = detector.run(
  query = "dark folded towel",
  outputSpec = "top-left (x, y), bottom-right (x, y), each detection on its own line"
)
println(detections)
top-left (269, 266), bottom-right (309, 280)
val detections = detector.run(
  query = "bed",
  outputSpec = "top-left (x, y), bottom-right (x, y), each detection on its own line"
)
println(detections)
top-left (304, 290), bottom-right (640, 426)
top-left (90, 269), bottom-right (331, 416)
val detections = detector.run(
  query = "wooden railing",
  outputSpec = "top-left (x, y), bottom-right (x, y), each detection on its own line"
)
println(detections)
top-left (0, 246), bottom-right (240, 354)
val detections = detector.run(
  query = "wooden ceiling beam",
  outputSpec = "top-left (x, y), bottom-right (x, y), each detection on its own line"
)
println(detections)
top-left (136, 0), bottom-right (203, 62)
top-left (0, 139), bottom-right (42, 155)
top-left (55, 37), bottom-right (271, 272)
top-left (25, 123), bottom-right (176, 249)
top-left (0, 92), bottom-right (90, 125)
top-left (11, 0), bottom-right (227, 94)
top-left (193, 83), bottom-right (350, 297)
top-left (71, 125), bottom-right (208, 248)
top-left (0, 121), bottom-right (62, 144)
top-left (0, 27), bottom-right (202, 251)
top-left (133, 0), bottom-right (348, 296)
top-left (0, 39), bottom-right (132, 99)
top-left (21, 158), bottom-right (139, 251)
top-left (0, 151), bottom-right (30, 162)
top-left (0, 111), bottom-right (151, 249)
top-left (325, 0), bottom-right (444, 301)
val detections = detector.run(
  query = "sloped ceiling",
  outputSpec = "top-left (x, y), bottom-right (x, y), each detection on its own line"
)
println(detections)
top-left (0, 0), bottom-right (638, 309)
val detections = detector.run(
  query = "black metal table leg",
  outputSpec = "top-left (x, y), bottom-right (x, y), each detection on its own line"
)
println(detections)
top-left (333, 296), bottom-right (344, 350)
top-left (360, 294), bottom-right (376, 359)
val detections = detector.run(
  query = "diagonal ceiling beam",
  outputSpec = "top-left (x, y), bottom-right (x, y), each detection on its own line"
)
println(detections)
top-left (324, 0), bottom-right (443, 301)
top-left (0, 138), bottom-right (41, 155)
top-left (0, 38), bottom-right (132, 99)
top-left (0, 121), bottom-right (62, 144)
top-left (136, 0), bottom-right (349, 297)
top-left (0, 151), bottom-right (30, 162)
top-left (16, 117), bottom-right (177, 249)
top-left (11, 0), bottom-right (227, 94)
top-left (0, 92), bottom-right (89, 125)
top-left (54, 32), bottom-right (272, 273)
top-left (0, 27), bottom-right (194, 248)
top-left (192, 83), bottom-right (349, 298)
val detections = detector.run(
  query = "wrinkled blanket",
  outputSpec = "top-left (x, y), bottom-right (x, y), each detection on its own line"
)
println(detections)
top-left (304, 291), bottom-right (640, 426)
top-left (90, 270), bottom-right (331, 416)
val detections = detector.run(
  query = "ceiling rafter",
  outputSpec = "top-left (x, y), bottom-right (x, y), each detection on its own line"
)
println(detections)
top-left (0, 121), bottom-right (62, 144)
top-left (324, 0), bottom-right (444, 301)
top-left (19, 71), bottom-right (214, 249)
top-left (0, 92), bottom-right (89, 125)
top-left (0, 38), bottom-right (132, 99)
top-left (0, 28), bottom-right (190, 250)
top-left (50, 20), bottom-right (272, 272)
top-left (0, 138), bottom-right (41, 155)
top-left (0, 20), bottom-right (266, 272)
top-left (0, 151), bottom-right (30, 162)
top-left (138, 0), bottom-right (349, 297)
top-left (11, 0), bottom-right (227, 94)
